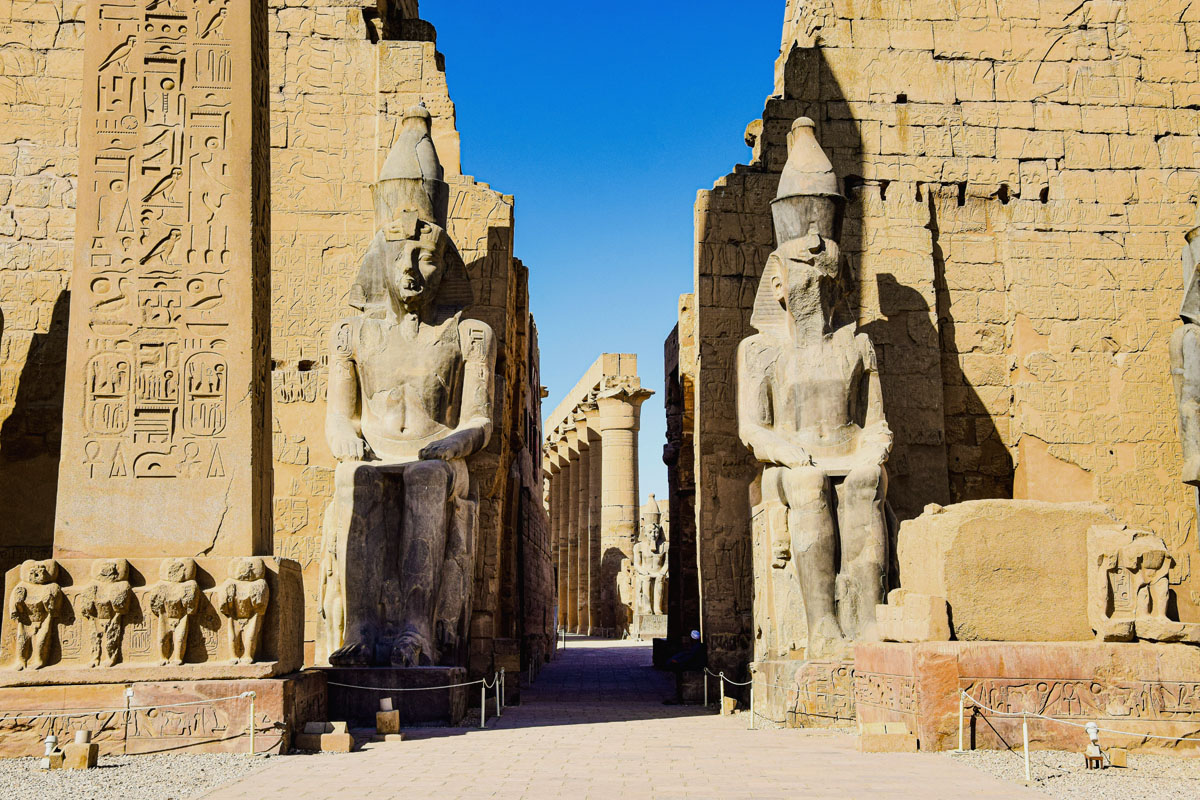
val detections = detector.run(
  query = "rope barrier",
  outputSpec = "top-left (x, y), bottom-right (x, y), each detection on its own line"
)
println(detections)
top-left (326, 679), bottom-right (487, 692)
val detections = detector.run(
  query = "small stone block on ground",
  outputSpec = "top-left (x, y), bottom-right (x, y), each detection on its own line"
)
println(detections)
top-left (63, 742), bottom-right (99, 769)
top-left (370, 733), bottom-right (405, 743)
top-left (376, 710), bottom-right (401, 735)
top-left (1109, 748), bottom-right (1128, 767)
top-left (293, 733), bottom-right (354, 753)
top-left (40, 752), bottom-right (63, 770)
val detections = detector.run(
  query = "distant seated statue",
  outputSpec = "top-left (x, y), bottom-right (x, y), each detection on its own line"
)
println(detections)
top-left (737, 118), bottom-right (892, 659)
top-left (1171, 203), bottom-right (1200, 487)
top-left (634, 497), bottom-right (668, 617)
top-left (318, 104), bottom-right (495, 668)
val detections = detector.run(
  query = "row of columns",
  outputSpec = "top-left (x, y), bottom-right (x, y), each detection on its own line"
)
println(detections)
top-left (544, 388), bottom-right (649, 637)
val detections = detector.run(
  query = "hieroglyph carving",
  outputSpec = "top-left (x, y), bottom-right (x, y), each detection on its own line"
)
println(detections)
top-left (317, 105), bottom-right (495, 668)
top-left (147, 557), bottom-right (200, 665)
top-left (58, 0), bottom-right (267, 558)
top-left (75, 1), bottom-right (238, 481)
top-left (78, 559), bottom-right (134, 668)
top-left (737, 119), bottom-right (892, 659)
top-left (218, 557), bottom-right (269, 665)
top-left (8, 561), bottom-right (65, 671)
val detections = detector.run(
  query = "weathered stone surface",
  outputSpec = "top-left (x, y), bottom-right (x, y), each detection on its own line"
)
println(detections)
top-left (0, 557), bottom-right (303, 683)
top-left (0, 671), bottom-right (325, 757)
top-left (897, 500), bottom-right (1117, 641)
top-left (855, 641), bottom-right (1200, 754)
top-left (633, 495), bottom-right (668, 620)
top-left (738, 118), bottom-right (892, 660)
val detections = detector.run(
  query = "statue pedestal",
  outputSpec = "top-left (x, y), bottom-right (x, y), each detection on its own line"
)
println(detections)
top-left (855, 641), bottom-right (1200, 753)
top-left (634, 614), bottom-right (666, 641)
top-left (0, 671), bottom-right (325, 757)
top-left (322, 666), bottom-right (468, 727)
top-left (750, 658), bottom-right (856, 729)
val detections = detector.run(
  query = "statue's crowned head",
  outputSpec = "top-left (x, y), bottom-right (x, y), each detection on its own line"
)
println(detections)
top-left (352, 103), bottom-right (470, 318)
top-left (753, 117), bottom-right (845, 338)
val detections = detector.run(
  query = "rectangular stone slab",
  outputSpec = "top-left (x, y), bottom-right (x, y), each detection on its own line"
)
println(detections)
top-left (0, 671), bottom-right (324, 757)
top-left (55, 0), bottom-right (271, 559)
top-left (323, 667), bottom-right (468, 727)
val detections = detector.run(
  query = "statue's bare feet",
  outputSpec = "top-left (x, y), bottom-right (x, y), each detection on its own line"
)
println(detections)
top-left (806, 615), bottom-right (845, 660)
top-left (390, 628), bottom-right (432, 667)
top-left (329, 641), bottom-right (373, 667)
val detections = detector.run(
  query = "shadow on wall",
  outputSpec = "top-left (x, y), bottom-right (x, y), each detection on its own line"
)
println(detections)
top-left (928, 197), bottom-right (1015, 501)
top-left (0, 290), bottom-right (68, 573)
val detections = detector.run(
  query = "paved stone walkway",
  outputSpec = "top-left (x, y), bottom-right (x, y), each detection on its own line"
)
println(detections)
top-left (201, 637), bottom-right (1041, 799)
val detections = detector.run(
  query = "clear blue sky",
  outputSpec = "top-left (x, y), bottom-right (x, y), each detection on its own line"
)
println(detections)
top-left (422, 1), bottom-right (786, 501)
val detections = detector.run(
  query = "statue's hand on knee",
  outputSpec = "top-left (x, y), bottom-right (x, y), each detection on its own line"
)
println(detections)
top-left (330, 430), bottom-right (367, 462)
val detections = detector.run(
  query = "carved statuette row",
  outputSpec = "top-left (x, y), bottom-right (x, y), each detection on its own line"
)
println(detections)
top-left (7, 557), bottom-right (270, 671)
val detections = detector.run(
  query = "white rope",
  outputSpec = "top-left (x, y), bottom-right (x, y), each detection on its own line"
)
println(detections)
top-left (327, 679), bottom-right (486, 692)
top-left (0, 692), bottom-right (256, 723)
top-left (961, 690), bottom-right (1200, 743)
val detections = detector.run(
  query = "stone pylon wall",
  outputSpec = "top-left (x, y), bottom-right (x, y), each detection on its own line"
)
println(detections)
top-left (0, 0), bottom-right (551, 673)
top-left (688, 0), bottom-right (1200, 679)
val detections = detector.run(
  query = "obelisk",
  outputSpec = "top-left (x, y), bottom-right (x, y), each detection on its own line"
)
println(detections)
top-left (55, 0), bottom-right (271, 559)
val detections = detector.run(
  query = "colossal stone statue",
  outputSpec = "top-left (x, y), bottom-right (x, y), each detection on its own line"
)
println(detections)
top-left (318, 105), bottom-right (496, 669)
top-left (1171, 204), bottom-right (1200, 495)
top-left (634, 497), bottom-right (668, 616)
top-left (737, 118), bottom-right (892, 659)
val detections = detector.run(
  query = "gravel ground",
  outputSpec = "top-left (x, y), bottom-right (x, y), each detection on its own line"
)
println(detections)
top-left (951, 747), bottom-right (1200, 799)
top-left (0, 753), bottom-right (270, 800)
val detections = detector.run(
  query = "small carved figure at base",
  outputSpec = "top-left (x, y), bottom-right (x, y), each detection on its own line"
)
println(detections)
top-left (148, 558), bottom-right (201, 665)
top-left (79, 559), bottom-right (134, 669)
top-left (1089, 525), bottom-right (1200, 644)
top-left (8, 560), bottom-right (65, 671)
top-left (219, 557), bottom-right (269, 665)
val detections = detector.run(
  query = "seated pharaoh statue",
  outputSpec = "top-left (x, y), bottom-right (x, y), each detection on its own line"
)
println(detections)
top-left (318, 104), bottom-right (496, 668)
top-left (737, 118), bottom-right (892, 659)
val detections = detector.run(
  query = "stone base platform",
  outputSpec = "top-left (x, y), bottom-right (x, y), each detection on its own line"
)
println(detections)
top-left (0, 671), bottom-right (325, 758)
top-left (855, 641), bottom-right (1200, 754)
top-left (634, 614), bottom-right (666, 641)
top-left (323, 667), bottom-right (468, 728)
top-left (750, 658), bottom-right (856, 729)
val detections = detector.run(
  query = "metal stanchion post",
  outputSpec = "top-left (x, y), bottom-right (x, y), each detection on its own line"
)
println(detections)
top-left (719, 673), bottom-right (726, 716)
top-left (749, 680), bottom-right (755, 730)
top-left (500, 668), bottom-right (505, 711)
top-left (1022, 713), bottom-right (1031, 783)
top-left (480, 683), bottom-right (486, 729)
top-left (957, 693), bottom-right (965, 752)
top-left (495, 672), bottom-right (501, 718)
top-left (248, 692), bottom-right (256, 755)
top-left (704, 671), bottom-right (709, 707)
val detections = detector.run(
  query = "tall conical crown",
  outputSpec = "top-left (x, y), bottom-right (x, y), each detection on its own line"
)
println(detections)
top-left (770, 117), bottom-right (845, 245)
top-left (373, 103), bottom-right (446, 229)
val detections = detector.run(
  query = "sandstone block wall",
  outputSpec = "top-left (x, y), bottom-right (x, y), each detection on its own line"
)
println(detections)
top-left (0, 1), bottom-right (551, 673)
top-left (686, 0), bottom-right (1200, 677)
